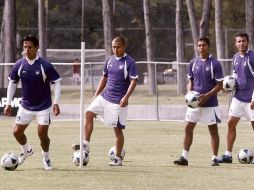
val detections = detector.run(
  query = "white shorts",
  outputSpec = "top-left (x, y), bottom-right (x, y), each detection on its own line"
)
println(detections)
top-left (228, 97), bottom-right (254, 121)
top-left (185, 107), bottom-right (221, 125)
top-left (15, 106), bottom-right (51, 125)
top-left (87, 95), bottom-right (128, 129)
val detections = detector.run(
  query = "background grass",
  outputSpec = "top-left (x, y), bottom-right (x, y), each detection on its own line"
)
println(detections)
top-left (0, 118), bottom-right (254, 190)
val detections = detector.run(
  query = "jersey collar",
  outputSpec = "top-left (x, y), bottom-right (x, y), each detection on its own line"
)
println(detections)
top-left (26, 55), bottom-right (39, 65)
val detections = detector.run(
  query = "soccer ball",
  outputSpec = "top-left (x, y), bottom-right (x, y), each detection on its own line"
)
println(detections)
top-left (108, 146), bottom-right (125, 161)
top-left (238, 148), bottom-right (254, 164)
top-left (185, 91), bottom-right (200, 108)
top-left (72, 150), bottom-right (90, 166)
top-left (223, 75), bottom-right (236, 91)
top-left (0, 153), bottom-right (19, 171)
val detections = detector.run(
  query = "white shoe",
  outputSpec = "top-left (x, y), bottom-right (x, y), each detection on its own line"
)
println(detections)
top-left (18, 148), bottom-right (34, 165)
top-left (109, 157), bottom-right (122, 166)
top-left (43, 159), bottom-right (53, 170)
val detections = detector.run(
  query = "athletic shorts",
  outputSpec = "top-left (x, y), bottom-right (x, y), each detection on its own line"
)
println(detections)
top-left (87, 95), bottom-right (128, 129)
top-left (228, 97), bottom-right (254, 121)
top-left (15, 106), bottom-right (51, 125)
top-left (185, 106), bottom-right (221, 125)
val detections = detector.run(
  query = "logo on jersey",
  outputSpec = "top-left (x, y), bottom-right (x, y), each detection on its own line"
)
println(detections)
top-left (119, 65), bottom-right (124, 70)
top-left (22, 70), bottom-right (26, 74)
top-left (35, 70), bottom-right (40, 75)
top-left (205, 66), bottom-right (210, 71)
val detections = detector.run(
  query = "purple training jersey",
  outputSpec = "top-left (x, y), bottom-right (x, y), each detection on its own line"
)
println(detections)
top-left (9, 57), bottom-right (61, 111)
top-left (233, 50), bottom-right (254, 103)
top-left (102, 54), bottom-right (138, 104)
top-left (188, 55), bottom-right (224, 107)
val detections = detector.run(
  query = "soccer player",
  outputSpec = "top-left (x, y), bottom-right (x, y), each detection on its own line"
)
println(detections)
top-left (218, 32), bottom-right (254, 164)
top-left (4, 35), bottom-right (61, 170)
top-left (173, 36), bottom-right (224, 166)
top-left (72, 35), bottom-right (138, 166)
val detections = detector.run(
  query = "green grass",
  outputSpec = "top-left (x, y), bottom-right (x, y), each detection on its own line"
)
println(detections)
top-left (60, 84), bottom-right (230, 105)
top-left (0, 119), bottom-right (254, 190)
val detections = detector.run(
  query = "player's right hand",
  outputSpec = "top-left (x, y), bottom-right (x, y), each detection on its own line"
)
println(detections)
top-left (3, 105), bottom-right (12, 116)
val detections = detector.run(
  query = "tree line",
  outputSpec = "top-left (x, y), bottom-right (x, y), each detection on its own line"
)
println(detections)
top-left (0, 0), bottom-right (251, 95)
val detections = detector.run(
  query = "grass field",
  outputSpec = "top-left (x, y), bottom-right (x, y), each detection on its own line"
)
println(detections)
top-left (1, 118), bottom-right (254, 190)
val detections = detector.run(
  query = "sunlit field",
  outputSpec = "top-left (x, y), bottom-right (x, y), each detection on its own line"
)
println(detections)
top-left (0, 118), bottom-right (254, 190)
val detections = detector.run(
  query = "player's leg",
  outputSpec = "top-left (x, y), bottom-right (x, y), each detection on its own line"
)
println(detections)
top-left (14, 107), bottom-right (34, 165)
top-left (208, 124), bottom-right (220, 166)
top-left (37, 108), bottom-right (53, 170)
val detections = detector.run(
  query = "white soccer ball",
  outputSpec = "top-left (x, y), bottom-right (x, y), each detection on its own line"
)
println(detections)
top-left (185, 91), bottom-right (200, 108)
top-left (72, 150), bottom-right (90, 166)
top-left (0, 153), bottom-right (19, 171)
top-left (223, 75), bottom-right (236, 91)
top-left (108, 146), bottom-right (125, 161)
top-left (238, 148), bottom-right (254, 164)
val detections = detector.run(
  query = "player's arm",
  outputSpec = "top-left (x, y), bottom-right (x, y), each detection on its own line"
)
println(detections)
top-left (52, 80), bottom-right (61, 116)
top-left (92, 76), bottom-right (107, 101)
top-left (251, 90), bottom-right (254, 110)
top-left (4, 80), bottom-right (18, 116)
top-left (199, 81), bottom-right (223, 106)
top-left (120, 79), bottom-right (137, 107)
top-left (187, 79), bottom-right (193, 91)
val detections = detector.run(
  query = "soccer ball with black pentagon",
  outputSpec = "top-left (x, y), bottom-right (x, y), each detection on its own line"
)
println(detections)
top-left (223, 75), bottom-right (236, 91)
top-left (185, 91), bottom-right (200, 108)
top-left (238, 148), bottom-right (253, 164)
top-left (72, 150), bottom-right (90, 166)
top-left (1, 153), bottom-right (19, 171)
top-left (108, 146), bottom-right (125, 161)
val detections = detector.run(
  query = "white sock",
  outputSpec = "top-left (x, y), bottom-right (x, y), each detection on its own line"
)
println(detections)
top-left (21, 143), bottom-right (31, 153)
top-left (182, 150), bottom-right (189, 160)
top-left (212, 155), bottom-right (217, 160)
top-left (83, 140), bottom-right (90, 152)
top-left (225, 151), bottom-right (232, 157)
top-left (42, 151), bottom-right (50, 161)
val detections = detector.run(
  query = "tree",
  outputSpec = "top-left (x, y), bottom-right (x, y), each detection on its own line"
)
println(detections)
top-left (143, 0), bottom-right (156, 95)
top-left (186, 0), bottom-right (199, 56)
top-left (176, 0), bottom-right (187, 95)
top-left (199, 0), bottom-right (212, 37)
top-left (38, 0), bottom-right (47, 58)
top-left (215, 0), bottom-right (226, 73)
top-left (102, 0), bottom-right (114, 58)
top-left (245, 0), bottom-right (254, 50)
top-left (1, 0), bottom-right (16, 88)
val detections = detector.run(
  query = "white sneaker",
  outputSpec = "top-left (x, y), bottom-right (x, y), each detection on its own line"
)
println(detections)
top-left (18, 148), bottom-right (34, 165)
top-left (109, 157), bottom-right (122, 166)
top-left (43, 159), bottom-right (53, 170)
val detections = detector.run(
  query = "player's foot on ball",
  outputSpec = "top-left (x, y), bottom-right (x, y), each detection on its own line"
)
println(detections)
top-left (72, 144), bottom-right (89, 153)
top-left (43, 159), bottom-right (53, 170)
top-left (18, 148), bottom-right (34, 165)
top-left (211, 159), bottom-right (220, 166)
top-left (109, 157), bottom-right (122, 166)
top-left (218, 155), bottom-right (232, 163)
top-left (173, 156), bottom-right (188, 166)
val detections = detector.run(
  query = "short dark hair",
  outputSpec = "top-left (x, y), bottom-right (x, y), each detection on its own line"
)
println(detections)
top-left (235, 31), bottom-right (249, 42)
top-left (112, 35), bottom-right (126, 47)
top-left (198, 36), bottom-right (210, 46)
top-left (22, 35), bottom-right (39, 47)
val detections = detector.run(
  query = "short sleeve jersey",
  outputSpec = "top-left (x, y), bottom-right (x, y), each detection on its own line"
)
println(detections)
top-left (9, 57), bottom-right (61, 111)
top-left (233, 50), bottom-right (254, 103)
top-left (187, 55), bottom-right (224, 107)
top-left (102, 54), bottom-right (138, 104)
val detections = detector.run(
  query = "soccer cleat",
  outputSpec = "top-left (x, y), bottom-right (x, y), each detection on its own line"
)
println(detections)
top-left (72, 143), bottom-right (89, 153)
top-left (43, 159), bottom-right (53, 170)
top-left (173, 156), bottom-right (188, 166)
top-left (18, 148), bottom-right (34, 165)
top-left (211, 159), bottom-right (220, 166)
top-left (109, 157), bottom-right (122, 166)
top-left (218, 155), bottom-right (232, 163)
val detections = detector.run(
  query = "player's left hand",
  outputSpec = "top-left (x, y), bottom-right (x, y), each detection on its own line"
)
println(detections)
top-left (251, 101), bottom-right (254, 110)
top-left (120, 97), bottom-right (128, 107)
top-left (53, 104), bottom-right (60, 116)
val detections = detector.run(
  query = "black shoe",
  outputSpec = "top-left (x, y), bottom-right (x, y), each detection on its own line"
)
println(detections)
top-left (218, 155), bottom-right (232, 163)
top-left (173, 156), bottom-right (188, 166)
top-left (211, 159), bottom-right (220, 166)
